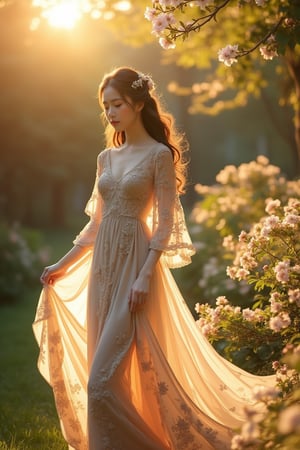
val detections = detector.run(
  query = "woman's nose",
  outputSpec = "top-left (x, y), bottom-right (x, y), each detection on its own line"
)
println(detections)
top-left (107, 106), bottom-right (115, 118)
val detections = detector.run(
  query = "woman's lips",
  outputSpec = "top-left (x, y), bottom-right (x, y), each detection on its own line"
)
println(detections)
top-left (110, 121), bottom-right (120, 126)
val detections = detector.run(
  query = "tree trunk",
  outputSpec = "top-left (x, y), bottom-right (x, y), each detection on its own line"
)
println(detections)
top-left (285, 49), bottom-right (300, 175)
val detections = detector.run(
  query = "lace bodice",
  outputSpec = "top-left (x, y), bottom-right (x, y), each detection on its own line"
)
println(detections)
top-left (99, 148), bottom-right (157, 222)
top-left (74, 145), bottom-right (195, 268)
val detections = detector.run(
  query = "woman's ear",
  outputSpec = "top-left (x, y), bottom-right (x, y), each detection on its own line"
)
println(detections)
top-left (135, 101), bottom-right (144, 113)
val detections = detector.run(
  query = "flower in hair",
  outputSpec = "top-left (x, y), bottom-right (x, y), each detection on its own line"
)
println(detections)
top-left (131, 73), bottom-right (154, 91)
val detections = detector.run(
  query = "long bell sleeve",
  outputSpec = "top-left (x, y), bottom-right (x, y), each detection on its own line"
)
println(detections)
top-left (73, 153), bottom-right (103, 248)
top-left (149, 148), bottom-right (195, 268)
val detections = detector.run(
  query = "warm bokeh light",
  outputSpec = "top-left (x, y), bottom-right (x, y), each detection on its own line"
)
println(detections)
top-left (31, 0), bottom-right (132, 30)
top-left (41, 2), bottom-right (81, 29)
top-left (113, 1), bottom-right (131, 11)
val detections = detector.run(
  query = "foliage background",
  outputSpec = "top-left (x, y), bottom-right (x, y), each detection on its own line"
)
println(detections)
top-left (0, 1), bottom-right (296, 234)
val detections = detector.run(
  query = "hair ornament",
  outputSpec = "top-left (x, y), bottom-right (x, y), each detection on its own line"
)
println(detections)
top-left (131, 73), bottom-right (155, 91)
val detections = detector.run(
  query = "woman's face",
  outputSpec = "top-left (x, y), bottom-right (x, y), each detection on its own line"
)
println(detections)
top-left (102, 85), bottom-right (141, 133)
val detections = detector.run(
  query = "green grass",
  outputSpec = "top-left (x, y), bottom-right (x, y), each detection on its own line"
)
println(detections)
top-left (0, 229), bottom-right (74, 450)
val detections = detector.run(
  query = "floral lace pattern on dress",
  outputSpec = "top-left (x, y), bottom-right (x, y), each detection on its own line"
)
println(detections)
top-left (34, 287), bottom-right (87, 450)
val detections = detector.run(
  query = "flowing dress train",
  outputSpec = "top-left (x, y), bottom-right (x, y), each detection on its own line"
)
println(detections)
top-left (33, 145), bottom-right (275, 450)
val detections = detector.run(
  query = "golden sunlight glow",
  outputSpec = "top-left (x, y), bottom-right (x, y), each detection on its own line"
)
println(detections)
top-left (113, 1), bottom-right (131, 11)
top-left (31, 0), bottom-right (132, 29)
top-left (41, 2), bottom-right (81, 29)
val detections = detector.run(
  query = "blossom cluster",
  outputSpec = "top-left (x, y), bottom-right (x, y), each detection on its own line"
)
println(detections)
top-left (186, 157), bottom-right (300, 310)
top-left (195, 295), bottom-right (268, 338)
top-left (192, 156), bottom-right (300, 234)
top-left (144, 1), bottom-right (280, 65)
top-left (226, 198), bottom-right (300, 336)
top-left (231, 344), bottom-right (300, 449)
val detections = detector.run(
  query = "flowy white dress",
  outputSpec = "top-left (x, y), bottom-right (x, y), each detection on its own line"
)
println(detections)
top-left (33, 145), bottom-right (274, 450)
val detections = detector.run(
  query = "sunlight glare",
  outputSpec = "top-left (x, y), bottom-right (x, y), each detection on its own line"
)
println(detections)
top-left (41, 1), bottom-right (81, 29)
top-left (113, 1), bottom-right (131, 12)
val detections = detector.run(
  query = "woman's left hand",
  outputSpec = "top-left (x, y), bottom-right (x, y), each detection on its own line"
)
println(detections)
top-left (128, 275), bottom-right (151, 313)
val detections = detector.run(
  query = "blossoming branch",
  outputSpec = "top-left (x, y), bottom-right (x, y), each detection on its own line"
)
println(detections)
top-left (145, 0), bottom-right (299, 66)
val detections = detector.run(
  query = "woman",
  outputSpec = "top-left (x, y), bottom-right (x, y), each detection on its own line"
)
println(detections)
top-left (34, 67), bottom-right (274, 450)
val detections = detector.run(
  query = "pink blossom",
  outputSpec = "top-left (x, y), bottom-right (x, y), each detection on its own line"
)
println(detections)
top-left (240, 253), bottom-right (257, 270)
top-left (269, 312), bottom-right (291, 332)
top-left (259, 34), bottom-right (278, 60)
top-left (256, 155), bottom-right (269, 165)
top-left (152, 13), bottom-right (170, 33)
top-left (288, 289), bottom-right (300, 306)
top-left (286, 198), bottom-right (300, 211)
top-left (252, 385), bottom-right (280, 402)
top-left (278, 404), bottom-right (300, 434)
top-left (265, 198), bottom-right (281, 215)
top-left (270, 292), bottom-right (280, 301)
top-left (216, 296), bottom-right (229, 306)
top-left (144, 7), bottom-right (157, 21)
top-left (238, 230), bottom-right (248, 242)
top-left (222, 235), bottom-right (235, 251)
top-left (260, 45), bottom-right (278, 60)
top-left (272, 361), bottom-right (280, 371)
top-left (231, 434), bottom-right (244, 450)
top-left (216, 165), bottom-right (237, 184)
top-left (236, 268), bottom-right (250, 280)
top-left (293, 265), bottom-right (300, 274)
top-left (194, 302), bottom-right (201, 314)
top-left (264, 215), bottom-right (280, 229)
top-left (283, 213), bottom-right (300, 226)
top-left (242, 308), bottom-right (256, 322)
top-left (274, 260), bottom-right (290, 283)
top-left (201, 323), bottom-right (215, 337)
top-left (210, 311), bottom-right (221, 326)
top-left (278, 364), bottom-right (287, 375)
top-left (218, 44), bottom-right (239, 67)
top-left (260, 226), bottom-right (271, 237)
top-left (196, 317), bottom-right (206, 328)
top-left (226, 266), bottom-right (238, 279)
top-left (254, 308), bottom-right (264, 322)
top-left (158, 37), bottom-right (176, 49)
top-left (270, 299), bottom-right (282, 314)
top-left (240, 421), bottom-right (260, 442)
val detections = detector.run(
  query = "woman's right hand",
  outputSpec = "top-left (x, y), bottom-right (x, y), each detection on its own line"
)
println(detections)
top-left (40, 263), bottom-right (67, 286)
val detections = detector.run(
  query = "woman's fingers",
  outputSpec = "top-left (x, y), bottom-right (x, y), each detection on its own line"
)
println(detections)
top-left (128, 290), bottom-right (147, 312)
top-left (40, 266), bottom-right (60, 285)
top-left (40, 267), bottom-right (49, 284)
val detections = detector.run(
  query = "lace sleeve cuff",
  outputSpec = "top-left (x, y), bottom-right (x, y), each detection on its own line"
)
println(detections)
top-left (149, 148), bottom-right (195, 268)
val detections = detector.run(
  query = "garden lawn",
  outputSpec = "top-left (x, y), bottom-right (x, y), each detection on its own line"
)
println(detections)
top-left (0, 230), bottom-right (74, 450)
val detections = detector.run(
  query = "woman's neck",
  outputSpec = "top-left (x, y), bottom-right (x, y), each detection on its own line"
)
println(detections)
top-left (124, 118), bottom-right (155, 147)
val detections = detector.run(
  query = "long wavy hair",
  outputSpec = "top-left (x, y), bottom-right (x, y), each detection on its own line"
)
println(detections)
top-left (98, 67), bottom-right (188, 194)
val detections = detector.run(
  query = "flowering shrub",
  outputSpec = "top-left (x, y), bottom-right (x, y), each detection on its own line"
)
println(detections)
top-left (195, 297), bottom-right (281, 374)
top-left (177, 156), bottom-right (300, 308)
top-left (231, 344), bottom-right (300, 449)
top-left (0, 222), bottom-right (49, 303)
top-left (194, 196), bottom-right (300, 373)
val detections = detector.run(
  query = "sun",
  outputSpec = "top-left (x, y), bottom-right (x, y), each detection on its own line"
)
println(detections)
top-left (41, 1), bottom-right (82, 30)
top-left (32, 0), bottom-right (132, 30)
